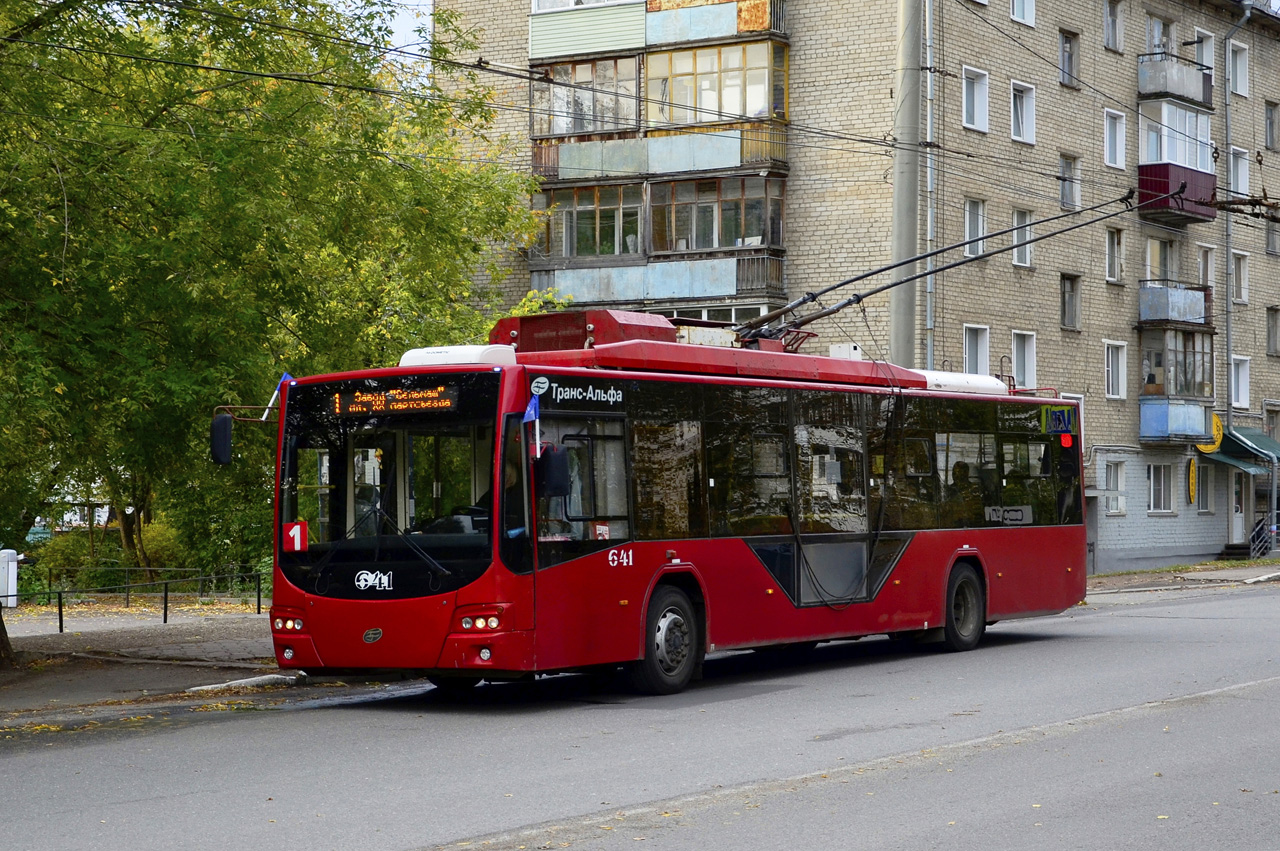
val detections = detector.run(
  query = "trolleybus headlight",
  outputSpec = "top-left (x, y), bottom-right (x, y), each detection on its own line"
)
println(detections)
top-left (486, 617), bottom-right (500, 629)
top-left (461, 617), bottom-right (474, 630)
top-left (479, 647), bottom-right (492, 661)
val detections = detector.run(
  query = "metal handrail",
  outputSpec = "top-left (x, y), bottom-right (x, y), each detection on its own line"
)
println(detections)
top-left (4, 572), bottom-right (263, 633)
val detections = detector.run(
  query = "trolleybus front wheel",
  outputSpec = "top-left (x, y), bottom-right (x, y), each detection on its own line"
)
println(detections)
top-left (628, 586), bottom-right (701, 695)
top-left (942, 564), bottom-right (986, 652)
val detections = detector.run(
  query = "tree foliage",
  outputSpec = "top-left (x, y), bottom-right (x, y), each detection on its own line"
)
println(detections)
top-left (0, 1), bottom-right (543, 661)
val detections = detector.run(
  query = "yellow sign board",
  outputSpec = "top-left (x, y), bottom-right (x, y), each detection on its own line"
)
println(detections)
top-left (1195, 412), bottom-right (1223, 454)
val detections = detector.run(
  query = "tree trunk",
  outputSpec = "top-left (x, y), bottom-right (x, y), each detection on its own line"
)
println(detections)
top-left (0, 612), bottom-right (16, 670)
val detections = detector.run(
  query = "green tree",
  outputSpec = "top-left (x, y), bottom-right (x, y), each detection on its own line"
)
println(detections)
top-left (0, 1), bottom-right (541, 664)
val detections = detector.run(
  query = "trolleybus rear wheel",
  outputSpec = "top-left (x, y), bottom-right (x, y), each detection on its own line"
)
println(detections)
top-left (628, 586), bottom-right (701, 695)
top-left (942, 564), bottom-right (985, 652)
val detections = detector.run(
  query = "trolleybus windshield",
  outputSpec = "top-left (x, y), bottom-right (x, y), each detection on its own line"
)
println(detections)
top-left (277, 373), bottom-right (502, 599)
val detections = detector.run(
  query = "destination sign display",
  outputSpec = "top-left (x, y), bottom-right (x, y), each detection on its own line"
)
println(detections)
top-left (332, 385), bottom-right (458, 416)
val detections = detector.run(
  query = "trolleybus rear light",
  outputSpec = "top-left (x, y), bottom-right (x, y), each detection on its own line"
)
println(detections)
top-left (275, 617), bottom-right (305, 631)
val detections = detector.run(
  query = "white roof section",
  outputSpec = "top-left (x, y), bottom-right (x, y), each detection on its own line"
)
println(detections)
top-left (399, 344), bottom-right (517, 367)
top-left (915, 370), bottom-right (1011, 395)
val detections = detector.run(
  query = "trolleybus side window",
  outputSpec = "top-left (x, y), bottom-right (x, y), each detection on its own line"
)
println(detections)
top-left (631, 420), bottom-right (707, 540)
top-left (535, 417), bottom-right (631, 567)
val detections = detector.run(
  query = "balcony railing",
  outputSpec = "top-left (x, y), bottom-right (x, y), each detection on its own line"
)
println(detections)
top-left (1137, 52), bottom-right (1213, 108)
top-left (1138, 279), bottom-right (1213, 327)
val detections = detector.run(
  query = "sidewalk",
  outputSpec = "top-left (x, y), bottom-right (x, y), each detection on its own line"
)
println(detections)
top-left (2, 562), bottom-right (1278, 729)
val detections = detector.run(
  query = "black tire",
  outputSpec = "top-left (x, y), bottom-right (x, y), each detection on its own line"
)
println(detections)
top-left (942, 564), bottom-right (986, 651)
top-left (627, 586), bottom-right (701, 695)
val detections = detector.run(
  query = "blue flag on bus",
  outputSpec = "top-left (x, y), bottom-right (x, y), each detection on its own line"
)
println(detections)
top-left (523, 393), bottom-right (540, 423)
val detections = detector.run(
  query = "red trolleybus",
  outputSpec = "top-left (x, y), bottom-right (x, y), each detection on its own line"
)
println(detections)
top-left (219, 310), bottom-right (1085, 695)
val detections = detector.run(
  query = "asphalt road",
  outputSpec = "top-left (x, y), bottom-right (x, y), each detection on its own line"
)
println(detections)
top-left (3, 584), bottom-right (1278, 851)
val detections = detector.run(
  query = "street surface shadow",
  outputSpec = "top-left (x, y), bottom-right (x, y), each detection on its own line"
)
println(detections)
top-left (355, 628), bottom-right (1059, 715)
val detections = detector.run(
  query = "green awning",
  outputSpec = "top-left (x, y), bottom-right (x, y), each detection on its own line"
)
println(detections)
top-left (1203, 451), bottom-right (1270, 476)
top-left (1232, 427), bottom-right (1280, 460)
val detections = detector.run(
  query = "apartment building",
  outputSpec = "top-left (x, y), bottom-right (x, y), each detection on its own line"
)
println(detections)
top-left (441, 0), bottom-right (1280, 573)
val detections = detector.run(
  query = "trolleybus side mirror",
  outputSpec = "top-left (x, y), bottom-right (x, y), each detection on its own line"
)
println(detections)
top-left (534, 445), bottom-right (570, 498)
top-left (210, 414), bottom-right (233, 465)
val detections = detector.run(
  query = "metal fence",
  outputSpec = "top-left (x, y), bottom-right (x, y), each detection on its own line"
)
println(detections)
top-left (5, 572), bottom-right (263, 633)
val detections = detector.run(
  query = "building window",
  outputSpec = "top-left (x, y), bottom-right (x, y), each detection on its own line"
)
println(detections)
top-left (1147, 463), bottom-right (1172, 513)
top-left (1012, 331), bottom-right (1036, 388)
top-left (533, 0), bottom-right (636, 8)
top-left (1104, 341), bottom-right (1126, 398)
top-left (1198, 245), bottom-right (1215, 291)
top-left (1139, 101), bottom-right (1212, 172)
top-left (964, 325), bottom-right (990, 375)
top-left (1194, 29), bottom-right (1214, 81)
top-left (1146, 237), bottom-right (1177, 282)
top-left (1104, 0), bottom-right (1122, 52)
top-left (964, 198), bottom-right (986, 256)
top-left (650, 177), bottom-right (784, 252)
top-left (962, 67), bottom-right (989, 132)
top-left (1267, 308), bottom-right (1280, 356)
top-left (1197, 460), bottom-right (1214, 513)
top-left (532, 57), bottom-right (639, 137)
top-left (1012, 209), bottom-right (1032, 266)
top-left (1228, 41), bottom-right (1248, 97)
top-left (1146, 16), bottom-right (1172, 54)
top-left (1230, 146), bottom-right (1249, 197)
top-left (1232, 250), bottom-right (1248, 302)
top-left (1105, 228), bottom-right (1123, 282)
top-left (1141, 328), bottom-right (1213, 397)
top-left (543, 185), bottom-right (643, 258)
top-left (1267, 102), bottom-right (1277, 151)
top-left (1058, 155), bottom-right (1080, 208)
top-left (1061, 274), bottom-right (1081, 329)
top-left (657, 304), bottom-right (768, 324)
top-left (1010, 0), bottom-right (1034, 26)
top-left (1060, 30), bottom-right (1080, 85)
top-left (1010, 82), bottom-right (1036, 143)
top-left (1104, 109), bottom-right (1125, 168)
top-left (1268, 221), bottom-right (1279, 256)
top-left (1105, 460), bottom-right (1125, 514)
top-left (1232, 355), bottom-right (1250, 409)
top-left (646, 42), bottom-right (787, 126)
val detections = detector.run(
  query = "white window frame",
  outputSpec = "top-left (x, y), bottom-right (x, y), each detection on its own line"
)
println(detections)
top-left (1012, 330), bottom-right (1036, 388)
top-left (1197, 244), bottom-right (1215, 292)
top-left (964, 324), bottom-right (990, 376)
top-left (1105, 228), bottom-right (1123, 282)
top-left (1228, 40), bottom-right (1248, 97)
top-left (1267, 307), bottom-right (1280, 356)
top-left (1010, 0), bottom-right (1034, 26)
top-left (1268, 220), bottom-right (1279, 256)
top-left (1104, 109), bottom-right (1125, 169)
top-left (1146, 236), bottom-right (1177, 282)
top-left (1232, 250), bottom-right (1249, 303)
top-left (1147, 463), bottom-right (1172, 513)
top-left (1103, 0), bottom-right (1122, 52)
top-left (1230, 146), bottom-right (1249, 197)
top-left (1104, 460), bottom-right (1126, 515)
top-left (1147, 16), bottom-right (1172, 54)
top-left (964, 198), bottom-right (986, 256)
top-left (1267, 101), bottom-right (1277, 151)
top-left (1138, 101), bottom-right (1212, 172)
top-left (1194, 28), bottom-right (1214, 82)
top-left (1232, 355), bottom-right (1250, 409)
top-left (1012, 208), bottom-right (1033, 267)
top-left (1104, 340), bottom-right (1127, 398)
top-left (962, 67), bottom-right (989, 132)
top-left (1197, 460), bottom-right (1214, 514)
top-left (1010, 81), bottom-right (1036, 144)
